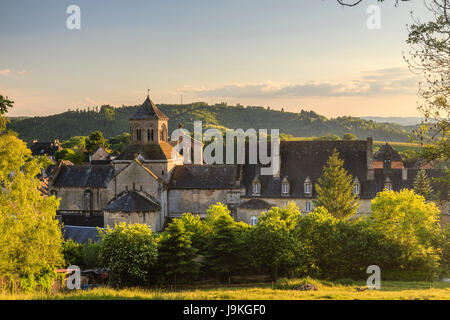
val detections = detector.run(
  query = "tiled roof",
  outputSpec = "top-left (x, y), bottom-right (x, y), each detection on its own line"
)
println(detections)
top-left (130, 95), bottom-right (169, 120)
top-left (52, 165), bottom-right (114, 188)
top-left (168, 165), bottom-right (241, 189)
top-left (104, 191), bottom-right (161, 212)
top-left (373, 143), bottom-right (402, 161)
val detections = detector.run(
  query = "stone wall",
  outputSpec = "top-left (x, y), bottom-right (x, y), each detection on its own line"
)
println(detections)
top-left (104, 210), bottom-right (159, 231)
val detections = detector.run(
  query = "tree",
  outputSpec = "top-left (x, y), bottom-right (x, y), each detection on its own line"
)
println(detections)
top-left (413, 169), bottom-right (434, 200)
top-left (405, 1), bottom-right (449, 187)
top-left (0, 132), bottom-right (64, 291)
top-left (158, 218), bottom-right (200, 284)
top-left (314, 150), bottom-right (359, 219)
top-left (99, 223), bottom-right (158, 287)
top-left (251, 202), bottom-right (302, 280)
top-left (370, 189), bottom-right (442, 278)
top-left (204, 203), bottom-right (250, 283)
top-left (0, 94), bottom-right (14, 132)
top-left (85, 131), bottom-right (110, 154)
top-left (342, 133), bottom-right (357, 140)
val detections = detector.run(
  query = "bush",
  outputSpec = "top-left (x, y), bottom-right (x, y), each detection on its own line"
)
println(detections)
top-left (99, 223), bottom-right (158, 287)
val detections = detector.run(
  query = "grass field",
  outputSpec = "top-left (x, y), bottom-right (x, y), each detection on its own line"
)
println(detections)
top-left (1, 280), bottom-right (449, 300)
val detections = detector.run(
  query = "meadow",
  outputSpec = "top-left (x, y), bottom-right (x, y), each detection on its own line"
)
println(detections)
top-left (1, 280), bottom-right (449, 300)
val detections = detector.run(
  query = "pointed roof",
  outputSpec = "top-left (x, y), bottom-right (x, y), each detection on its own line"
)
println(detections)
top-left (373, 143), bottom-right (402, 161)
top-left (130, 95), bottom-right (169, 120)
top-left (104, 191), bottom-right (161, 212)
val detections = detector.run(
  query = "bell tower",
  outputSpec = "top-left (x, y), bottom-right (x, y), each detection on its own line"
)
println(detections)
top-left (130, 92), bottom-right (169, 145)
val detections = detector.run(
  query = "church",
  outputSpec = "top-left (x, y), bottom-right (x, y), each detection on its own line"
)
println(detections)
top-left (48, 94), bottom-right (449, 233)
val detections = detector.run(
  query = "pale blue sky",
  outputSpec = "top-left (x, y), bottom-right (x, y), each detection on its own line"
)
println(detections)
top-left (0, 0), bottom-right (431, 117)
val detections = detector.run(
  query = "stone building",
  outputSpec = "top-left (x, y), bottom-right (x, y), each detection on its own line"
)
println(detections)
top-left (48, 94), bottom-right (449, 231)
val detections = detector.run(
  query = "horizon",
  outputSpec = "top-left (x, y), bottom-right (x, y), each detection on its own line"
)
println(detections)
top-left (0, 1), bottom-right (433, 118)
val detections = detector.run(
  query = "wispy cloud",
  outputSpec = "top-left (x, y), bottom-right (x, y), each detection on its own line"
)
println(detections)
top-left (18, 70), bottom-right (26, 75)
top-left (189, 67), bottom-right (419, 99)
top-left (0, 69), bottom-right (11, 76)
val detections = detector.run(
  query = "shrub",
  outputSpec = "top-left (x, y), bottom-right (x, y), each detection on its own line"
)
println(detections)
top-left (99, 223), bottom-right (158, 287)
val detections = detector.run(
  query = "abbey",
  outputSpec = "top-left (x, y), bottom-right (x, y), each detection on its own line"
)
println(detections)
top-left (48, 94), bottom-right (450, 233)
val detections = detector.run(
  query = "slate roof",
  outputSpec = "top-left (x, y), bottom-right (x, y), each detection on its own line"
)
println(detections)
top-left (52, 165), bottom-right (114, 188)
top-left (239, 199), bottom-right (275, 210)
top-left (62, 225), bottom-right (103, 244)
top-left (168, 165), bottom-right (241, 189)
top-left (130, 95), bottom-right (169, 120)
top-left (30, 141), bottom-right (62, 157)
top-left (117, 142), bottom-right (177, 161)
top-left (104, 191), bottom-right (161, 212)
top-left (373, 168), bottom-right (448, 200)
top-left (242, 140), bottom-right (371, 198)
top-left (373, 143), bottom-right (402, 161)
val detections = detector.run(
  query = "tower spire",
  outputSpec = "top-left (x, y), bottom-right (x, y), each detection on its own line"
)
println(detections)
top-left (147, 88), bottom-right (150, 99)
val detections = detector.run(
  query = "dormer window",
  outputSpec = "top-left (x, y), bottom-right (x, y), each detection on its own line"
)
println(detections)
top-left (353, 177), bottom-right (361, 195)
top-left (384, 177), bottom-right (392, 191)
top-left (252, 177), bottom-right (261, 196)
top-left (281, 177), bottom-right (290, 196)
top-left (304, 177), bottom-right (312, 197)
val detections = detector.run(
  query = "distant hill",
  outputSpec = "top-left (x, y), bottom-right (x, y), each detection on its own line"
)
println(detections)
top-left (7, 102), bottom-right (412, 145)
top-left (361, 116), bottom-right (424, 126)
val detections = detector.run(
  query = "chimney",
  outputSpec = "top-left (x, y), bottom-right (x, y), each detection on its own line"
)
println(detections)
top-left (32, 139), bottom-right (38, 144)
top-left (366, 137), bottom-right (374, 180)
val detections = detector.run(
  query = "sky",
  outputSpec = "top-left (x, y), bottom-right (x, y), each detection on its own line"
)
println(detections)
top-left (0, 0), bottom-right (433, 117)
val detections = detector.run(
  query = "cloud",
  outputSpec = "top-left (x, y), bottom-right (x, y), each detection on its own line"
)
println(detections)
top-left (18, 70), bottom-right (27, 75)
top-left (0, 69), bottom-right (11, 76)
top-left (189, 67), bottom-right (420, 99)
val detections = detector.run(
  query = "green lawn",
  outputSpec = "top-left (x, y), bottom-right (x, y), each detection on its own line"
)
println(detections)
top-left (1, 280), bottom-right (449, 300)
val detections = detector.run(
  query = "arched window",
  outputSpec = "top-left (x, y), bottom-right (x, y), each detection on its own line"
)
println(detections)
top-left (136, 129), bottom-right (142, 141)
top-left (151, 129), bottom-right (154, 141)
top-left (83, 190), bottom-right (92, 211)
top-left (304, 177), bottom-right (312, 196)
top-left (147, 129), bottom-right (151, 141)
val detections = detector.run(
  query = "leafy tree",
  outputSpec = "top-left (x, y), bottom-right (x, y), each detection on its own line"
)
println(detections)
top-left (342, 133), bottom-right (357, 140)
top-left (413, 169), bottom-right (434, 200)
top-left (85, 131), bottom-right (110, 154)
top-left (55, 148), bottom-right (85, 164)
top-left (61, 136), bottom-right (87, 150)
top-left (406, 1), bottom-right (449, 187)
top-left (370, 189), bottom-right (442, 278)
top-left (204, 203), bottom-right (250, 283)
top-left (0, 132), bottom-right (64, 291)
top-left (99, 223), bottom-right (158, 287)
top-left (158, 218), bottom-right (200, 284)
top-left (314, 150), bottom-right (359, 219)
top-left (0, 94), bottom-right (14, 132)
top-left (251, 202), bottom-right (302, 280)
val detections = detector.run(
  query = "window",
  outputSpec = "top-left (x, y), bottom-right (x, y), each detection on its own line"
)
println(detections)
top-left (151, 129), bottom-right (154, 141)
top-left (83, 190), bottom-right (92, 211)
top-left (253, 182), bottom-right (260, 194)
top-left (136, 129), bottom-right (142, 141)
top-left (281, 177), bottom-right (290, 195)
top-left (250, 216), bottom-right (258, 226)
top-left (304, 177), bottom-right (312, 196)
top-left (353, 178), bottom-right (361, 195)
top-left (305, 201), bottom-right (311, 213)
top-left (147, 129), bottom-right (151, 141)
top-left (252, 177), bottom-right (261, 195)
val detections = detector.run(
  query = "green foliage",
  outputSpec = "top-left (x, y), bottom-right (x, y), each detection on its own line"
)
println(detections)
top-left (342, 133), bottom-right (357, 140)
top-left (158, 218), bottom-right (200, 284)
top-left (251, 202), bottom-right (302, 280)
top-left (314, 150), bottom-right (359, 218)
top-left (293, 207), bottom-right (404, 280)
top-left (0, 94), bottom-right (14, 132)
top-left (85, 131), bottom-right (110, 154)
top-left (204, 203), bottom-right (252, 283)
top-left (413, 169), bottom-right (434, 200)
top-left (370, 189), bottom-right (442, 279)
top-left (62, 239), bottom-right (101, 269)
top-left (0, 133), bottom-right (64, 292)
top-left (99, 223), bottom-right (158, 287)
top-left (61, 136), bottom-right (87, 150)
top-left (54, 148), bottom-right (85, 164)
top-left (7, 103), bottom-right (412, 145)
top-left (107, 132), bottom-right (130, 152)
